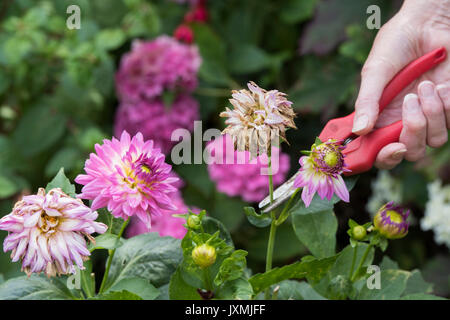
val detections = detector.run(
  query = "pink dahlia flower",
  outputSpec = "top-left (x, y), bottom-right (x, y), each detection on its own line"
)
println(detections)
top-left (294, 139), bottom-right (350, 207)
top-left (75, 131), bottom-right (179, 228)
top-left (207, 135), bottom-right (290, 203)
top-left (115, 36), bottom-right (201, 102)
top-left (0, 188), bottom-right (107, 277)
top-left (114, 95), bottom-right (199, 155)
top-left (125, 174), bottom-right (194, 239)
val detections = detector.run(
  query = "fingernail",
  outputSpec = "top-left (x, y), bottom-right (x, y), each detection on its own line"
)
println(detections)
top-left (419, 81), bottom-right (435, 97)
top-left (436, 84), bottom-right (449, 98)
top-left (404, 94), bottom-right (420, 112)
top-left (392, 149), bottom-right (407, 160)
top-left (352, 114), bottom-right (368, 133)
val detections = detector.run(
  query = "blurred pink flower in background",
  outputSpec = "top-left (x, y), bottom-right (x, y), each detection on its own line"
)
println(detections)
top-left (207, 135), bottom-right (291, 202)
top-left (115, 36), bottom-right (201, 102)
top-left (114, 94), bottom-right (199, 155)
top-left (126, 174), bottom-right (198, 239)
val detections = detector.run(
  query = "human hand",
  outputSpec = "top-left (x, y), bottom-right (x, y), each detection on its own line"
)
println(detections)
top-left (352, 0), bottom-right (450, 169)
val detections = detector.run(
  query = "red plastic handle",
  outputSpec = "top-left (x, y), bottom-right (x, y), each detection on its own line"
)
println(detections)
top-left (342, 47), bottom-right (447, 175)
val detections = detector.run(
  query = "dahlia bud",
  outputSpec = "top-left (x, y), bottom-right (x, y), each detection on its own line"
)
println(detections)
top-left (187, 214), bottom-right (201, 229)
top-left (192, 244), bottom-right (216, 268)
top-left (352, 225), bottom-right (367, 241)
top-left (374, 202), bottom-right (410, 240)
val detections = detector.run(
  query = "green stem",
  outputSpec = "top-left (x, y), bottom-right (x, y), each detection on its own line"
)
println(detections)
top-left (275, 188), bottom-right (300, 226)
top-left (203, 267), bottom-right (213, 292)
top-left (98, 218), bottom-right (130, 294)
top-left (350, 244), bottom-right (372, 282)
top-left (264, 155), bottom-right (276, 300)
top-left (349, 243), bottom-right (358, 279)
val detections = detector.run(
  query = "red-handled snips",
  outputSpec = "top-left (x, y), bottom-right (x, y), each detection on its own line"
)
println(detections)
top-left (258, 47), bottom-right (447, 213)
top-left (319, 46), bottom-right (447, 175)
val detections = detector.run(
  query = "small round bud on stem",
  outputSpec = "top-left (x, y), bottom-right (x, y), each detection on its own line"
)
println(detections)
top-left (352, 225), bottom-right (367, 240)
top-left (192, 244), bottom-right (216, 268)
top-left (187, 214), bottom-right (201, 230)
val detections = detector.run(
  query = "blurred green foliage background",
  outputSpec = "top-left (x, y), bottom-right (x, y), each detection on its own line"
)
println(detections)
top-left (0, 0), bottom-right (448, 296)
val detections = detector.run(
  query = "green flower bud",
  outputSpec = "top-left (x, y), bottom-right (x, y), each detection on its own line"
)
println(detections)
top-left (373, 202), bottom-right (410, 240)
top-left (352, 225), bottom-right (367, 240)
top-left (192, 244), bottom-right (216, 268)
top-left (187, 214), bottom-right (201, 229)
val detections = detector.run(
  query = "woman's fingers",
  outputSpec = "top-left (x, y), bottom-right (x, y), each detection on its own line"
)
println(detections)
top-left (418, 81), bottom-right (448, 147)
top-left (436, 84), bottom-right (450, 129)
top-left (375, 143), bottom-right (407, 170)
top-left (400, 94), bottom-right (427, 161)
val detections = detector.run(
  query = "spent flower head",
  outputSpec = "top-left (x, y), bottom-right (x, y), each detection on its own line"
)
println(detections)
top-left (219, 81), bottom-right (296, 158)
top-left (0, 188), bottom-right (107, 277)
top-left (75, 131), bottom-right (179, 229)
top-left (374, 202), bottom-right (410, 240)
top-left (294, 138), bottom-right (350, 207)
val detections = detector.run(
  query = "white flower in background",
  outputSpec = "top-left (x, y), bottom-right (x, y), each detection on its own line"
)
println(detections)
top-left (366, 170), bottom-right (403, 216)
top-left (421, 180), bottom-right (450, 248)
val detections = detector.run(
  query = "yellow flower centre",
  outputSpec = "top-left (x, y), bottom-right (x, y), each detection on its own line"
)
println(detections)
top-left (385, 210), bottom-right (403, 224)
top-left (141, 164), bottom-right (151, 174)
top-left (39, 212), bottom-right (59, 233)
top-left (324, 151), bottom-right (339, 168)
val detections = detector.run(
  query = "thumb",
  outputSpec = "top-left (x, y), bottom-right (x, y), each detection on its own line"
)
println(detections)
top-left (352, 26), bottom-right (415, 135)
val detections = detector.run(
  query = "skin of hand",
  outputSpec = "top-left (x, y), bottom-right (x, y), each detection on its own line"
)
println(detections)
top-left (352, 0), bottom-right (450, 169)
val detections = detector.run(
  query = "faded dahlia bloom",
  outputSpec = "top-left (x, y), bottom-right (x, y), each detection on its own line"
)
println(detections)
top-left (220, 82), bottom-right (296, 158)
top-left (207, 135), bottom-right (290, 202)
top-left (374, 202), bottom-right (410, 239)
top-left (114, 95), bottom-right (199, 155)
top-left (75, 131), bottom-right (179, 228)
top-left (294, 139), bottom-right (350, 207)
top-left (0, 188), bottom-right (107, 277)
top-left (115, 36), bottom-right (201, 102)
top-left (125, 175), bottom-right (198, 239)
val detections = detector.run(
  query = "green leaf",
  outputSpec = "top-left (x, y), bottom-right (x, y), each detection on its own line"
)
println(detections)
top-left (95, 28), bottom-right (126, 50)
top-left (105, 233), bottom-right (182, 291)
top-left (400, 293), bottom-right (447, 300)
top-left (290, 177), bottom-right (358, 258)
top-left (13, 105), bottom-right (66, 157)
top-left (229, 45), bottom-right (271, 74)
top-left (45, 168), bottom-right (76, 197)
top-left (214, 250), bottom-right (248, 287)
top-left (291, 200), bottom-right (337, 258)
top-left (192, 24), bottom-right (231, 86)
top-left (88, 233), bottom-right (124, 252)
top-left (45, 147), bottom-right (81, 177)
top-left (330, 244), bottom-right (374, 280)
top-left (108, 277), bottom-right (159, 300)
top-left (402, 270), bottom-right (433, 296)
top-left (244, 207), bottom-right (272, 228)
top-left (215, 277), bottom-right (253, 300)
top-left (168, 267), bottom-right (201, 300)
top-left (80, 260), bottom-right (95, 299)
top-left (94, 290), bottom-right (143, 300)
top-left (202, 216), bottom-right (234, 247)
top-left (210, 192), bottom-right (246, 233)
top-left (289, 56), bottom-right (358, 114)
top-left (249, 256), bottom-right (337, 294)
top-left (357, 270), bottom-right (410, 300)
top-left (277, 280), bottom-right (326, 300)
top-left (280, 0), bottom-right (318, 24)
top-left (380, 256), bottom-right (399, 270)
top-left (0, 275), bottom-right (76, 300)
top-left (0, 175), bottom-right (18, 198)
